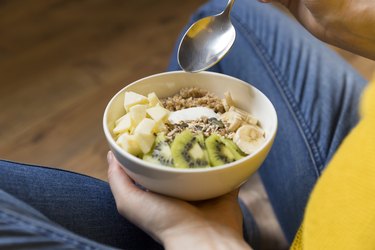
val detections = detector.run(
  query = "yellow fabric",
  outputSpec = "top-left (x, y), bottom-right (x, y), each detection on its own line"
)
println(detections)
top-left (291, 77), bottom-right (375, 250)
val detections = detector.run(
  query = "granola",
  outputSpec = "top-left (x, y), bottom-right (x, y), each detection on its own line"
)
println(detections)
top-left (161, 87), bottom-right (225, 113)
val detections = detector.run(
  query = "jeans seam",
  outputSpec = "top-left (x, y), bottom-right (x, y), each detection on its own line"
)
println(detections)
top-left (230, 12), bottom-right (324, 177)
top-left (0, 209), bottom-right (106, 250)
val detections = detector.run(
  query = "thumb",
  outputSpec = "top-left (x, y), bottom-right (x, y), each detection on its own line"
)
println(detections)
top-left (106, 151), bottom-right (177, 243)
top-left (107, 151), bottom-right (168, 218)
top-left (107, 151), bottom-right (137, 195)
top-left (107, 151), bottom-right (146, 213)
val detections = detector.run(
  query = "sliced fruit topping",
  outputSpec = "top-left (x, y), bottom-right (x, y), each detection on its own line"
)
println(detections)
top-left (146, 105), bottom-right (170, 123)
top-left (221, 137), bottom-right (246, 160)
top-left (233, 124), bottom-right (266, 155)
top-left (148, 92), bottom-right (163, 107)
top-left (143, 133), bottom-right (173, 167)
top-left (221, 110), bottom-right (241, 131)
top-left (171, 130), bottom-right (210, 168)
top-left (134, 118), bottom-right (156, 135)
top-left (124, 91), bottom-right (148, 112)
top-left (134, 133), bottom-right (155, 155)
top-left (206, 134), bottom-right (237, 166)
top-left (228, 106), bottom-right (258, 125)
top-left (129, 104), bottom-right (147, 127)
top-left (133, 118), bottom-right (157, 154)
top-left (113, 113), bottom-right (132, 134)
top-left (222, 91), bottom-right (235, 111)
top-left (116, 133), bottom-right (142, 156)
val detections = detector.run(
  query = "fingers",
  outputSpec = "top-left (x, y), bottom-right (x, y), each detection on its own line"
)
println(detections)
top-left (107, 151), bottom-right (147, 214)
top-left (107, 151), bottom-right (172, 216)
top-left (107, 151), bottom-right (138, 197)
top-left (107, 151), bottom-right (190, 242)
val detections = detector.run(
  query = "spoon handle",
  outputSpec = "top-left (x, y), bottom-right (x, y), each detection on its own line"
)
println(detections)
top-left (223, 0), bottom-right (236, 16)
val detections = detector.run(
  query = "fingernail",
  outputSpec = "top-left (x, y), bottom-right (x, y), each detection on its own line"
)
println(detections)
top-left (107, 151), bottom-right (113, 164)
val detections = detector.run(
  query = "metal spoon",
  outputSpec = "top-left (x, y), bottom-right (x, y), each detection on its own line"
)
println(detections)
top-left (177, 0), bottom-right (236, 72)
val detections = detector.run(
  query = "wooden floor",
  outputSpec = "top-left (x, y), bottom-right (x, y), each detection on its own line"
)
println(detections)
top-left (1, 0), bottom-right (374, 182)
top-left (0, 0), bottom-right (206, 180)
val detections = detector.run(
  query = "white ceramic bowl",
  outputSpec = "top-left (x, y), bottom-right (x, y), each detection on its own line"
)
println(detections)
top-left (103, 71), bottom-right (277, 201)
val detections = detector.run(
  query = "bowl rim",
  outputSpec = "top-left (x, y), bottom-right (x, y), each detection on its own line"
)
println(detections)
top-left (103, 70), bottom-right (278, 173)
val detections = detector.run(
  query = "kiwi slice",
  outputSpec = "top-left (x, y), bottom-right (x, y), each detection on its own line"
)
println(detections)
top-left (221, 137), bottom-right (246, 160)
top-left (205, 134), bottom-right (236, 166)
top-left (171, 130), bottom-right (210, 168)
top-left (205, 134), bottom-right (244, 166)
top-left (143, 133), bottom-right (173, 167)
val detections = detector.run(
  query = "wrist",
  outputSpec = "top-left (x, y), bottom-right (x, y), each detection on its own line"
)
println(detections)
top-left (162, 224), bottom-right (252, 250)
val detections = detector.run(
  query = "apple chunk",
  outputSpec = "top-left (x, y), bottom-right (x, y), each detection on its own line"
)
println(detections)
top-left (134, 118), bottom-right (156, 135)
top-left (124, 91), bottom-right (148, 112)
top-left (146, 106), bottom-right (170, 123)
top-left (134, 133), bottom-right (155, 154)
top-left (148, 92), bottom-right (163, 107)
top-left (133, 118), bottom-right (156, 154)
top-left (129, 104), bottom-right (147, 127)
top-left (116, 133), bottom-right (142, 156)
top-left (113, 113), bottom-right (132, 134)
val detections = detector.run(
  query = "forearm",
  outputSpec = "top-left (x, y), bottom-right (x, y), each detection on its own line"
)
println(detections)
top-left (264, 0), bottom-right (375, 59)
top-left (320, 1), bottom-right (375, 59)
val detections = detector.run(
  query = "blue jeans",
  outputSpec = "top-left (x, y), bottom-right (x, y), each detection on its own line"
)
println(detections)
top-left (0, 0), bottom-right (366, 249)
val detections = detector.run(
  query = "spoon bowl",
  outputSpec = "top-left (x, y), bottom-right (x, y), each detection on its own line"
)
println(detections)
top-left (178, 0), bottom-right (236, 72)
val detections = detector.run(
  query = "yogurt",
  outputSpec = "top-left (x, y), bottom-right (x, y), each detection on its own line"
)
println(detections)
top-left (168, 107), bottom-right (219, 124)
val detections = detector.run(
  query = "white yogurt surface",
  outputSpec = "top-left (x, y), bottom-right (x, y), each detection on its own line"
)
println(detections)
top-left (168, 107), bottom-right (219, 124)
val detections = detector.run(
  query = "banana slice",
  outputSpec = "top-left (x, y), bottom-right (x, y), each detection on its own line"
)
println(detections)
top-left (222, 99), bottom-right (229, 112)
top-left (221, 107), bottom-right (259, 133)
top-left (222, 91), bottom-right (235, 111)
top-left (227, 113), bottom-right (242, 132)
top-left (225, 91), bottom-right (235, 108)
top-left (233, 124), bottom-right (265, 154)
top-left (229, 106), bottom-right (258, 125)
top-left (221, 110), bottom-right (241, 131)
